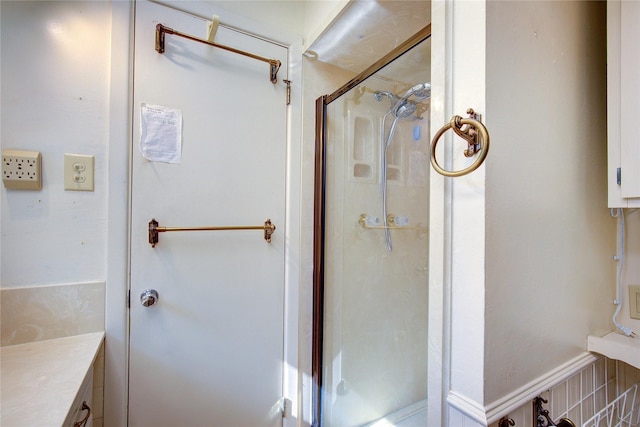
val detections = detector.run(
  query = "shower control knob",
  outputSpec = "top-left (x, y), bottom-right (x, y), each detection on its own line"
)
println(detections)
top-left (140, 289), bottom-right (159, 307)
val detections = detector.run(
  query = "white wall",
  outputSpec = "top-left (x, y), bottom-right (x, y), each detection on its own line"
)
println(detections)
top-left (428, 1), bottom-right (488, 423)
top-left (1, 1), bottom-right (111, 288)
top-left (205, 0), bottom-right (348, 49)
top-left (208, 0), bottom-right (305, 40)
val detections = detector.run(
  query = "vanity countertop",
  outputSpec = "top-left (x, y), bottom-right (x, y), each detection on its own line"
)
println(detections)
top-left (0, 331), bottom-right (104, 427)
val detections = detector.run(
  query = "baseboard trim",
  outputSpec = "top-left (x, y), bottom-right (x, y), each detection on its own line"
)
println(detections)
top-left (447, 351), bottom-right (599, 425)
top-left (447, 391), bottom-right (486, 424)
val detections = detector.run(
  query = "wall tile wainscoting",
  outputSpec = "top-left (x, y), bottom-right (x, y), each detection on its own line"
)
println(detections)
top-left (483, 358), bottom-right (640, 427)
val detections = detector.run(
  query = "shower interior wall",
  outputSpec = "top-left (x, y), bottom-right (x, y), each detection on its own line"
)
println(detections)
top-left (321, 76), bottom-right (430, 425)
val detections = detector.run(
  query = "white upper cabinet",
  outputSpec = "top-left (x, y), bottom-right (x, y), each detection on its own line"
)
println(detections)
top-left (608, 0), bottom-right (640, 207)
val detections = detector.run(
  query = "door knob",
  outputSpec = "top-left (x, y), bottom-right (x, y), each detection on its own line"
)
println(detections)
top-left (140, 289), bottom-right (159, 307)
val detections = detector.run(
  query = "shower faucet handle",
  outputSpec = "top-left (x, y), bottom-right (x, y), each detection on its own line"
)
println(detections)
top-left (387, 214), bottom-right (409, 227)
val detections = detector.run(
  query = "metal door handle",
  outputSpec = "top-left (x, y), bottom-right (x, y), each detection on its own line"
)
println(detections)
top-left (140, 289), bottom-right (159, 307)
top-left (73, 401), bottom-right (91, 427)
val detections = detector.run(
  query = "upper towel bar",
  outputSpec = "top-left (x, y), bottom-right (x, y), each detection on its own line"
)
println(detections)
top-left (155, 23), bottom-right (282, 84)
top-left (148, 218), bottom-right (276, 247)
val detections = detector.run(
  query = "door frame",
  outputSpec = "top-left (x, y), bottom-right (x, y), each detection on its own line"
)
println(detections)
top-left (104, 2), bottom-right (303, 426)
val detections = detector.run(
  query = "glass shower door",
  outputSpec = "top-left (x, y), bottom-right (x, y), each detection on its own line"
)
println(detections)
top-left (314, 30), bottom-right (431, 427)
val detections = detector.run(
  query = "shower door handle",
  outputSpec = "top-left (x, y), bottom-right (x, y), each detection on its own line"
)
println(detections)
top-left (140, 289), bottom-right (159, 307)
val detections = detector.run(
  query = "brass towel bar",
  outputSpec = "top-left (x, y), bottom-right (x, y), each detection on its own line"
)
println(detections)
top-left (148, 218), bottom-right (276, 247)
top-left (155, 23), bottom-right (282, 84)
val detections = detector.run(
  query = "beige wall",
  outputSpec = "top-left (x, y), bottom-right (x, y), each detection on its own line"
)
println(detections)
top-left (1, 282), bottom-right (104, 346)
top-left (431, 1), bottom-right (633, 425)
top-left (484, 0), bottom-right (613, 404)
top-left (620, 213), bottom-right (640, 334)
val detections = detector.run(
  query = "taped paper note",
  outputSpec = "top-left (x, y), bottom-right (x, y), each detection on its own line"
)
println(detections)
top-left (140, 103), bottom-right (182, 163)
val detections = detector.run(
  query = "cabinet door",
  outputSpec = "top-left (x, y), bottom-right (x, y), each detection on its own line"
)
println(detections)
top-left (608, 0), bottom-right (640, 207)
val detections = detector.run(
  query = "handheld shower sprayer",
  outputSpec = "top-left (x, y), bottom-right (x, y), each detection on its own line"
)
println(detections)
top-left (392, 83), bottom-right (431, 118)
top-left (398, 82), bottom-right (431, 102)
top-left (374, 82), bottom-right (431, 251)
top-left (374, 83), bottom-right (431, 105)
top-left (376, 83), bottom-right (431, 121)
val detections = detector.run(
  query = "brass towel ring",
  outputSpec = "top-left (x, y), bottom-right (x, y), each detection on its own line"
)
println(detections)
top-left (430, 110), bottom-right (490, 177)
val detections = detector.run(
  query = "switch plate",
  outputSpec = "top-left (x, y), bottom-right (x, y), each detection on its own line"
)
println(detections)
top-left (2, 149), bottom-right (42, 190)
top-left (64, 154), bottom-right (94, 191)
top-left (630, 285), bottom-right (640, 320)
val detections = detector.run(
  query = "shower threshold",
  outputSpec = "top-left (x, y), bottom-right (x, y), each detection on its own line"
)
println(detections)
top-left (362, 399), bottom-right (428, 427)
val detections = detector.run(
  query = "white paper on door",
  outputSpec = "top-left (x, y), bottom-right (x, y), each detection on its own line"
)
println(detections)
top-left (140, 103), bottom-right (182, 163)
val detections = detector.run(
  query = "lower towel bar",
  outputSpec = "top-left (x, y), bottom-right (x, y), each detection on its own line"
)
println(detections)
top-left (148, 218), bottom-right (276, 247)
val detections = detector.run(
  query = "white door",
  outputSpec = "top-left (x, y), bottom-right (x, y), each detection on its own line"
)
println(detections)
top-left (129, 2), bottom-right (288, 426)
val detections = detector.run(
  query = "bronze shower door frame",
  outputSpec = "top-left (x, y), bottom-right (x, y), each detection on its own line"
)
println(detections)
top-left (312, 24), bottom-right (432, 427)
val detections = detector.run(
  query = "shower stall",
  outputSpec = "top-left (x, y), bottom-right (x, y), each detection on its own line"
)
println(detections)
top-left (313, 27), bottom-right (431, 427)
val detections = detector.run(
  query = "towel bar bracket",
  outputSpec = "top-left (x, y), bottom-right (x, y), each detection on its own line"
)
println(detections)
top-left (498, 417), bottom-right (515, 427)
top-left (533, 396), bottom-right (576, 427)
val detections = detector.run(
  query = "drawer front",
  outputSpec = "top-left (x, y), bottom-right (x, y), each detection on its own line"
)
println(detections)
top-left (64, 370), bottom-right (93, 427)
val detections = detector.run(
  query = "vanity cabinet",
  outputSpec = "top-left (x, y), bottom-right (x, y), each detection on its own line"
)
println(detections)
top-left (63, 369), bottom-right (93, 427)
top-left (0, 332), bottom-right (103, 427)
top-left (608, 0), bottom-right (640, 208)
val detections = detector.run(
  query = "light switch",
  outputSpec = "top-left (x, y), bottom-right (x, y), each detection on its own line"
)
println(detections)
top-left (630, 285), bottom-right (640, 320)
top-left (64, 154), bottom-right (94, 191)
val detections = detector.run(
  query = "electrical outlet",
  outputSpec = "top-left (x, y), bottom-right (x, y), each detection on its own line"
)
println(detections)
top-left (64, 154), bottom-right (94, 191)
top-left (630, 285), bottom-right (640, 320)
top-left (2, 149), bottom-right (42, 190)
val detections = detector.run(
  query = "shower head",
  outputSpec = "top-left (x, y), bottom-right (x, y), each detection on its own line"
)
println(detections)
top-left (392, 83), bottom-right (430, 119)
top-left (373, 83), bottom-right (431, 119)
top-left (376, 82), bottom-right (430, 119)
top-left (399, 82), bottom-right (431, 102)
top-left (393, 100), bottom-right (417, 118)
